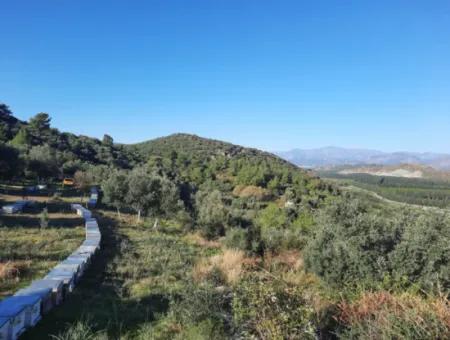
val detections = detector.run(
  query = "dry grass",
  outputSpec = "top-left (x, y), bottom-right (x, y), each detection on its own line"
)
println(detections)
top-left (193, 248), bottom-right (248, 285)
top-left (232, 185), bottom-right (271, 200)
top-left (183, 232), bottom-right (221, 249)
top-left (338, 291), bottom-right (450, 338)
top-left (0, 261), bottom-right (31, 281)
top-left (0, 193), bottom-right (50, 203)
top-left (264, 250), bottom-right (303, 271)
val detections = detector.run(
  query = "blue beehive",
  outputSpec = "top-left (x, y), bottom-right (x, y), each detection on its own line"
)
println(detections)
top-left (82, 239), bottom-right (100, 251)
top-left (9, 295), bottom-right (41, 328)
top-left (0, 316), bottom-right (11, 340)
top-left (70, 203), bottom-right (82, 211)
top-left (0, 297), bottom-right (28, 339)
top-left (23, 279), bottom-right (64, 308)
top-left (45, 270), bottom-right (76, 296)
top-left (15, 284), bottom-right (53, 314)
top-left (87, 198), bottom-right (97, 209)
top-left (62, 257), bottom-right (87, 279)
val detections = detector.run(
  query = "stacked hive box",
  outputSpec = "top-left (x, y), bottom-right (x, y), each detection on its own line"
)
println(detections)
top-left (1, 201), bottom-right (33, 214)
top-left (0, 193), bottom-right (101, 340)
top-left (87, 187), bottom-right (99, 209)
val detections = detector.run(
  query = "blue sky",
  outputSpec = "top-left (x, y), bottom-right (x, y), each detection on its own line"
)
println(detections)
top-left (1, 0), bottom-right (449, 152)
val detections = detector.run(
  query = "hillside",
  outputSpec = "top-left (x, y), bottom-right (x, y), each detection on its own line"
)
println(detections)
top-left (0, 105), bottom-right (336, 239)
top-left (330, 163), bottom-right (450, 181)
top-left (319, 164), bottom-right (450, 208)
top-left (130, 133), bottom-right (297, 169)
top-left (1, 104), bottom-right (450, 339)
top-left (276, 146), bottom-right (450, 170)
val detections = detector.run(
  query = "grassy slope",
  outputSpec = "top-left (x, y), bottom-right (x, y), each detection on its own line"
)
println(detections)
top-left (23, 211), bottom-right (217, 339)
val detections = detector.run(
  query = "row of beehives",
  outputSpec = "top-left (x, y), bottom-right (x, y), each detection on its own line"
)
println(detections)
top-left (0, 203), bottom-right (101, 340)
top-left (1, 201), bottom-right (34, 215)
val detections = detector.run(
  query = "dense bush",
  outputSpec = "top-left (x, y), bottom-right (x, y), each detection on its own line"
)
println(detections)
top-left (305, 198), bottom-right (450, 291)
top-left (195, 189), bottom-right (229, 239)
top-left (305, 199), bottom-right (400, 286)
top-left (390, 213), bottom-right (450, 290)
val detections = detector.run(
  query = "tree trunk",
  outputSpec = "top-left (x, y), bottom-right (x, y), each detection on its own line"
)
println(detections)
top-left (137, 209), bottom-right (141, 223)
top-left (117, 207), bottom-right (121, 218)
top-left (153, 218), bottom-right (159, 231)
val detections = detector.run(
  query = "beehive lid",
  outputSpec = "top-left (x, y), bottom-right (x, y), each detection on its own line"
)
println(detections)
top-left (54, 263), bottom-right (79, 272)
top-left (0, 296), bottom-right (31, 316)
top-left (46, 269), bottom-right (76, 280)
top-left (70, 251), bottom-right (91, 259)
top-left (63, 257), bottom-right (86, 266)
top-left (83, 239), bottom-right (100, 245)
top-left (74, 246), bottom-right (94, 254)
top-left (15, 285), bottom-right (52, 298)
top-left (28, 279), bottom-right (64, 291)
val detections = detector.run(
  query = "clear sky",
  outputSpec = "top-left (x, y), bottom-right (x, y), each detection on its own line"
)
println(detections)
top-left (1, 0), bottom-right (449, 152)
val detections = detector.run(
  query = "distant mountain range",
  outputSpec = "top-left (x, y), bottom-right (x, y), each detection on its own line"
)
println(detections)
top-left (275, 147), bottom-right (450, 170)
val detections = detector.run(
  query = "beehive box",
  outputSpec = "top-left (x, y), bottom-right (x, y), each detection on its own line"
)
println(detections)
top-left (70, 203), bottom-right (83, 211)
top-left (2, 204), bottom-right (20, 214)
top-left (82, 239), bottom-right (100, 251)
top-left (62, 257), bottom-right (87, 280)
top-left (30, 279), bottom-right (64, 306)
top-left (12, 295), bottom-right (42, 328)
top-left (0, 297), bottom-right (28, 340)
top-left (45, 270), bottom-right (76, 296)
top-left (69, 250), bottom-right (92, 266)
top-left (0, 317), bottom-right (11, 340)
top-left (15, 285), bottom-right (53, 315)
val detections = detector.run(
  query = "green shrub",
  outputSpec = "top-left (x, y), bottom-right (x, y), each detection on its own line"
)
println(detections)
top-left (142, 281), bottom-right (230, 339)
top-left (304, 199), bottom-right (402, 287)
top-left (51, 320), bottom-right (107, 340)
top-left (224, 227), bottom-right (248, 251)
top-left (196, 189), bottom-right (228, 239)
top-left (390, 213), bottom-right (450, 290)
top-left (232, 275), bottom-right (316, 339)
top-left (305, 198), bottom-right (450, 291)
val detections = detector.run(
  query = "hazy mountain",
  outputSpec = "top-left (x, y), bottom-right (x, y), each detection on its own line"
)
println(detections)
top-left (276, 147), bottom-right (450, 170)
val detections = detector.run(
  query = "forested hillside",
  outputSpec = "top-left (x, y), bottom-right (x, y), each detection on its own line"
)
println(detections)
top-left (0, 103), bottom-right (138, 181)
top-left (1, 104), bottom-right (337, 250)
top-left (2, 103), bottom-right (450, 339)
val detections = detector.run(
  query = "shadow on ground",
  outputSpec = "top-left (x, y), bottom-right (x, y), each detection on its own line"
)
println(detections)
top-left (21, 212), bottom-right (170, 340)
